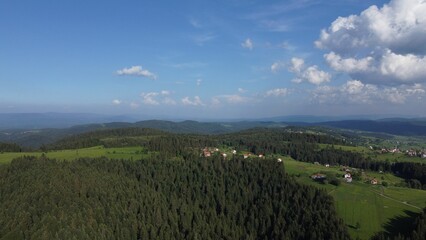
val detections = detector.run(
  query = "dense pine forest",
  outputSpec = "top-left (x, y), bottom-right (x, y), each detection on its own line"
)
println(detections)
top-left (0, 156), bottom-right (350, 240)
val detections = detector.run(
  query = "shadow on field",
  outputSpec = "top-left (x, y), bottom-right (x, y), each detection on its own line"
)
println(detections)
top-left (371, 210), bottom-right (420, 239)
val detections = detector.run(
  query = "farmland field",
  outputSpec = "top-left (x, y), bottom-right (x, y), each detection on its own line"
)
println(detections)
top-left (0, 146), bottom-right (149, 164)
top-left (282, 156), bottom-right (426, 239)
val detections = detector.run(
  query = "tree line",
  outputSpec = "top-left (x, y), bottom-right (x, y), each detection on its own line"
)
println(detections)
top-left (44, 127), bottom-right (426, 189)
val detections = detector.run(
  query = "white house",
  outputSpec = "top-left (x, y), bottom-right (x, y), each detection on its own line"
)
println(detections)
top-left (277, 158), bottom-right (282, 162)
top-left (344, 173), bottom-right (352, 183)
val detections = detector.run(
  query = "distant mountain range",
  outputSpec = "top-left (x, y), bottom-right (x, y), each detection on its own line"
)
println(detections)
top-left (0, 113), bottom-right (144, 129)
top-left (1, 113), bottom-right (426, 148)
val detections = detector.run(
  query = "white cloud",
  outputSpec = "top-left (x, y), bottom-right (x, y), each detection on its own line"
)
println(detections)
top-left (312, 80), bottom-right (425, 104)
top-left (140, 92), bottom-right (160, 105)
top-left (241, 38), bottom-right (253, 50)
top-left (289, 57), bottom-right (304, 72)
top-left (112, 99), bottom-right (122, 105)
top-left (324, 52), bottom-right (374, 73)
top-left (212, 94), bottom-right (251, 104)
top-left (196, 79), bottom-right (202, 86)
top-left (238, 88), bottom-right (247, 93)
top-left (379, 50), bottom-right (426, 82)
top-left (222, 95), bottom-right (248, 104)
top-left (140, 90), bottom-right (173, 105)
top-left (160, 90), bottom-right (170, 96)
top-left (116, 66), bottom-right (157, 80)
top-left (316, 0), bottom-right (426, 84)
top-left (266, 88), bottom-right (289, 97)
top-left (288, 57), bottom-right (331, 85)
top-left (181, 96), bottom-right (204, 106)
top-left (271, 61), bottom-right (286, 73)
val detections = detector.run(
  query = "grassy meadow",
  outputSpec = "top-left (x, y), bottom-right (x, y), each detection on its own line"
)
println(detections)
top-left (0, 146), bottom-right (149, 164)
top-left (282, 156), bottom-right (426, 239)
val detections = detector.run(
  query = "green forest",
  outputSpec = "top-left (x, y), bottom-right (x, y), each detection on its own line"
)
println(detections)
top-left (1, 126), bottom-right (425, 239)
top-left (1, 156), bottom-right (349, 240)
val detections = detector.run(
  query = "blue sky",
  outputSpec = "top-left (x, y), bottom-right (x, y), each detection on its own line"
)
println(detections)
top-left (1, 0), bottom-right (425, 119)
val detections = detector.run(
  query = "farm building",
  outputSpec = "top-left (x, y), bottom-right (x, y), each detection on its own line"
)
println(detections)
top-left (311, 173), bottom-right (326, 180)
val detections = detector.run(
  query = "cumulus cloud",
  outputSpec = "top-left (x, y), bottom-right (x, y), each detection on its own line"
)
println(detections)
top-left (116, 66), bottom-right (157, 80)
top-left (241, 38), bottom-right (254, 50)
top-left (112, 99), bottom-right (122, 105)
top-left (140, 92), bottom-right (160, 105)
top-left (182, 96), bottom-right (204, 106)
top-left (288, 57), bottom-right (331, 85)
top-left (140, 90), bottom-right (173, 105)
top-left (265, 88), bottom-right (289, 97)
top-left (316, 0), bottom-right (426, 84)
top-left (312, 80), bottom-right (425, 104)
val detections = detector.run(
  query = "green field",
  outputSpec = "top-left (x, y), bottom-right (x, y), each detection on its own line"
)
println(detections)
top-left (282, 156), bottom-right (426, 239)
top-left (0, 146), bottom-right (149, 164)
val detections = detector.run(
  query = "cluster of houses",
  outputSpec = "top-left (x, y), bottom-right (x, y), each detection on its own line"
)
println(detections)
top-left (379, 147), bottom-right (426, 158)
top-left (380, 147), bottom-right (401, 154)
top-left (201, 147), bottom-right (281, 161)
top-left (310, 164), bottom-right (382, 185)
top-left (405, 149), bottom-right (426, 158)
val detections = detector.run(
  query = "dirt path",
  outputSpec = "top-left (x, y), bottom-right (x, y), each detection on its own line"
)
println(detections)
top-left (370, 189), bottom-right (421, 210)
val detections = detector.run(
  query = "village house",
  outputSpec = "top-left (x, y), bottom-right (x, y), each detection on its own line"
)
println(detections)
top-left (344, 173), bottom-right (352, 183)
top-left (232, 150), bottom-right (237, 154)
top-left (243, 153), bottom-right (251, 159)
top-left (406, 149), bottom-right (417, 157)
top-left (325, 164), bottom-right (330, 168)
top-left (277, 158), bottom-right (282, 163)
top-left (390, 148), bottom-right (400, 153)
top-left (371, 178), bottom-right (378, 185)
top-left (311, 173), bottom-right (326, 180)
